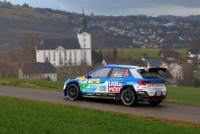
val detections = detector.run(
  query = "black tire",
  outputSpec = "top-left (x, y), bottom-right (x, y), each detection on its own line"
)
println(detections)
top-left (148, 100), bottom-right (162, 106)
top-left (121, 88), bottom-right (137, 106)
top-left (66, 83), bottom-right (80, 101)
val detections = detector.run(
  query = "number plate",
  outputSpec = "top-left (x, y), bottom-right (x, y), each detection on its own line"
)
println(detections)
top-left (156, 91), bottom-right (161, 96)
top-left (153, 88), bottom-right (161, 90)
top-left (153, 83), bottom-right (161, 87)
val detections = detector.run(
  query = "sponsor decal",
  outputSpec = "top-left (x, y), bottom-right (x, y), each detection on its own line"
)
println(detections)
top-left (108, 81), bottom-right (122, 93)
top-left (127, 82), bottom-right (135, 85)
top-left (89, 85), bottom-right (98, 88)
top-left (78, 76), bottom-right (88, 83)
top-left (78, 76), bottom-right (86, 81)
top-left (79, 84), bottom-right (89, 89)
top-left (130, 69), bottom-right (142, 78)
top-left (99, 86), bottom-right (106, 91)
top-left (137, 89), bottom-right (143, 91)
top-left (88, 79), bottom-right (100, 84)
top-left (85, 88), bottom-right (96, 92)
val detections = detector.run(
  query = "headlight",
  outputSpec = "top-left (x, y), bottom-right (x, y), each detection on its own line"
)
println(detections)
top-left (63, 85), bottom-right (66, 89)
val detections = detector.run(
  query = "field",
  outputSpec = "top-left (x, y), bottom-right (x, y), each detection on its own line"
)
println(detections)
top-left (102, 48), bottom-right (188, 58)
top-left (0, 96), bottom-right (200, 134)
top-left (0, 78), bottom-right (200, 133)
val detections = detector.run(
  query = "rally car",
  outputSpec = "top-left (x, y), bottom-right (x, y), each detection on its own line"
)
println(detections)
top-left (63, 64), bottom-right (167, 106)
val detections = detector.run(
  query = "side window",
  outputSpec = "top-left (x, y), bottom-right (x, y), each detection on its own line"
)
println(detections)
top-left (110, 68), bottom-right (129, 77)
top-left (90, 68), bottom-right (111, 78)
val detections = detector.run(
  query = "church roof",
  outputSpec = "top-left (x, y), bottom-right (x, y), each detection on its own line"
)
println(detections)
top-left (36, 38), bottom-right (81, 50)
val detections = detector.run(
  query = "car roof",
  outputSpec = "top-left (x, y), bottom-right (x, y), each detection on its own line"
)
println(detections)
top-left (103, 64), bottom-right (147, 69)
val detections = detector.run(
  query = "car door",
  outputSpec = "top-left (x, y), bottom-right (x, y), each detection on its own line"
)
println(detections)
top-left (84, 67), bottom-right (112, 93)
top-left (107, 68), bottom-right (130, 93)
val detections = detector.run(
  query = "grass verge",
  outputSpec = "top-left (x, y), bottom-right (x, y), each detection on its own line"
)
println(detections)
top-left (0, 78), bottom-right (200, 106)
top-left (0, 96), bottom-right (200, 134)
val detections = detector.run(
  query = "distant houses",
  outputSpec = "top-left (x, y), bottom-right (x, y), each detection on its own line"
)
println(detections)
top-left (158, 49), bottom-right (180, 61)
top-left (15, 62), bottom-right (57, 81)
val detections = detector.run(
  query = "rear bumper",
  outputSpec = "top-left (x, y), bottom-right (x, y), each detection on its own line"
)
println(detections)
top-left (136, 91), bottom-right (166, 101)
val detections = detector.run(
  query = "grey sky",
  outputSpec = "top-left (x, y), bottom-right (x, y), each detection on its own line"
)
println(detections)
top-left (6, 0), bottom-right (200, 16)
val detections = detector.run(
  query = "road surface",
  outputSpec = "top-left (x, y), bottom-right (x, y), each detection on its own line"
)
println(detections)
top-left (0, 86), bottom-right (200, 124)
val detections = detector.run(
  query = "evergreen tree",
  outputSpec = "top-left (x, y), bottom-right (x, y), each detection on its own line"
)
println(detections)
top-left (113, 48), bottom-right (118, 59)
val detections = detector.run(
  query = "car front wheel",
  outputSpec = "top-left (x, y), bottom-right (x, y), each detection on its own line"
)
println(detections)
top-left (66, 83), bottom-right (80, 100)
top-left (121, 88), bottom-right (137, 106)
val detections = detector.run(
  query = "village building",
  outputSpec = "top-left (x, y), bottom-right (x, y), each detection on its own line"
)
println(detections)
top-left (158, 49), bottom-right (180, 61)
top-left (15, 62), bottom-right (57, 81)
top-left (168, 63), bottom-right (183, 80)
top-left (35, 10), bottom-right (92, 67)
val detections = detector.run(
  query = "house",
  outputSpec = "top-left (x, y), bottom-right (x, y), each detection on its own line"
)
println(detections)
top-left (35, 10), bottom-right (92, 67)
top-left (168, 63), bottom-right (183, 80)
top-left (144, 59), bottom-right (169, 69)
top-left (158, 49), bottom-right (180, 61)
top-left (187, 49), bottom-right (200, 59)
top-left (15, 62), bottom-right (57, 81)
top-left (186, 49), bottom-right (200, 63)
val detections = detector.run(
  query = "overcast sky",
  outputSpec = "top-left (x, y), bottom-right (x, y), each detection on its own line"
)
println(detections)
top-left (5, 0), bottom-right (200, 17)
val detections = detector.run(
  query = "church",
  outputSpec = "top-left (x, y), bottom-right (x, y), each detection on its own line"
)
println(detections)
top-left (35, 10), bottom-right (92, 67)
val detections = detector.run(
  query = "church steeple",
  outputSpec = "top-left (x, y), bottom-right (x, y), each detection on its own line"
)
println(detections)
top-left (80, 8), bottom-right (87, 29)
top-left (78, 8), bottom-right (90, 34)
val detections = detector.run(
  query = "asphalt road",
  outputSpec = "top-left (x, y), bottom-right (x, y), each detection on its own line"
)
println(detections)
top-left (0, 86), bottom-right (200, 124)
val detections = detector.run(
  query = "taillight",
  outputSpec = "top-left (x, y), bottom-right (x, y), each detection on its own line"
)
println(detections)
top-left (138, 81), bottom-right (151, 86)
top-left (163, 80), bottom-right (165, 85)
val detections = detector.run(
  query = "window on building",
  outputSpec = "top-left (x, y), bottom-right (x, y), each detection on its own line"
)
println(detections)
top-left (84, 44), bottom-right (86, 47)
top-left (59, 51), bottom-right (61, 60)
top-left (69, 51), bottom-right (72, 60)
top-left (53, 51), bottom-right (56, 61)
top-left (48, 52), bottom-right (51, 61)
top-left (44, 51), bottom-right (46, 60)
top-left (83, 38), bottom-right (86, 42)
top-left (84, 51), bottom-right (86, 60)
top-left (64, 51), bottom-right (67, 61)
top-left (74, 51), bottom-right (77, 61)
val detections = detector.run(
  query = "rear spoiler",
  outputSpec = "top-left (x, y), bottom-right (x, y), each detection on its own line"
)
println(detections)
top-left (149, 68), bottom-right (166, 72)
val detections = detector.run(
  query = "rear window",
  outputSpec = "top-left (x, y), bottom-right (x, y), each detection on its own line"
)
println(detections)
top-left (137, 69), bottom-right (161, 78)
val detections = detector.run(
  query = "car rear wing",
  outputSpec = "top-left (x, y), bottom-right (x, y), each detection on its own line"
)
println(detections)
top-left (148, 68), bottom-right (166, 72)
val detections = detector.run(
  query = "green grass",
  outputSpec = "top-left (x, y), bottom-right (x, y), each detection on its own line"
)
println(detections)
top-left (0, 78), bottom-right (200, 106)
top-left (102, 48), bottom-right (188, 58)
top-left (0, 78), bottom-right (63, 91)
top-left (165, 86), bottom-right (200, 106)
top-left (0, 96), bottom-right (200, 134)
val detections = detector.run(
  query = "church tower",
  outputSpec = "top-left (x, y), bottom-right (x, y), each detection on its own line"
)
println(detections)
top-left (77, 9), bottom-right (92, 66)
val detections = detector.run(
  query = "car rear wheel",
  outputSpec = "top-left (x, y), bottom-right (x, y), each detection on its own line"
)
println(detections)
top-left (148, 100), bottom-right (162, 106)
top-left (66, 83), bottom-right (80, 100)
top-left (121, 88), bottom-right (137, 106)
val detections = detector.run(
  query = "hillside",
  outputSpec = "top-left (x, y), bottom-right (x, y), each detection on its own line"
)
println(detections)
top-left (0, 1), bottom-right (80, 49)
top-left (0, 1), bottom-right (200, 50)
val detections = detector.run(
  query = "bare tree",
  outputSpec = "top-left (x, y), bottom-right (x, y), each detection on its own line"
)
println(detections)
top-left (20, 34), bottom-right (40, 62)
